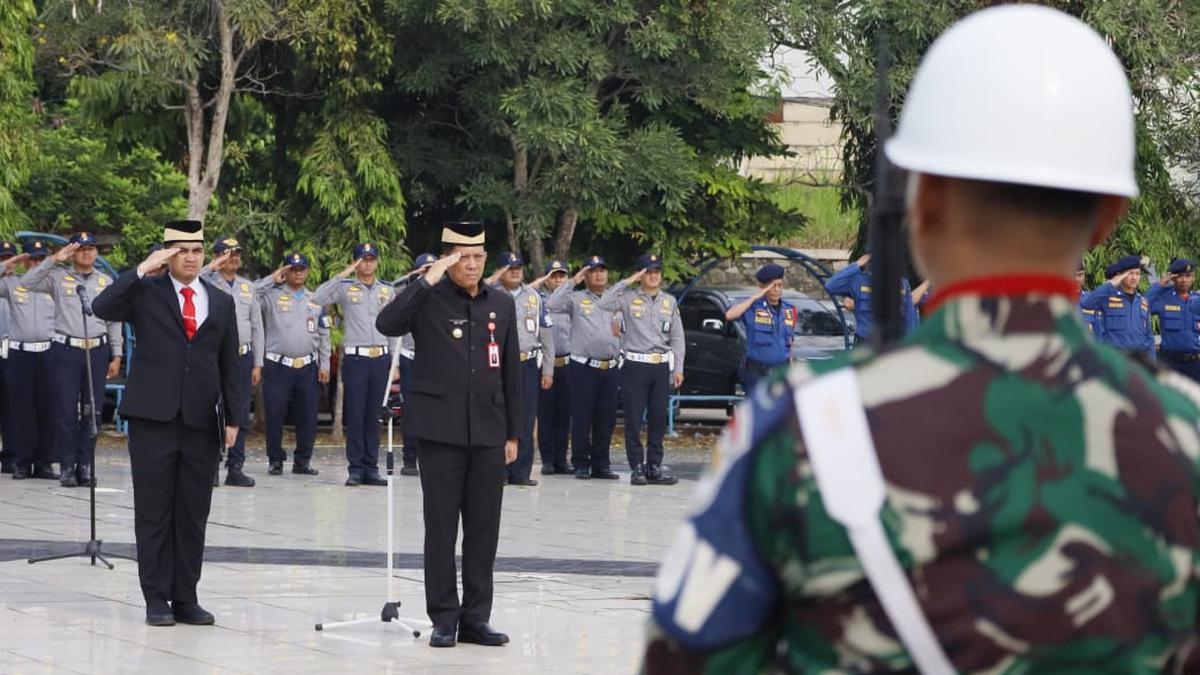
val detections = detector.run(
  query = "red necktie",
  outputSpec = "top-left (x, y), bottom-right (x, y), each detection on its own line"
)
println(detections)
top-left (180, 287), bottom-right (197, 340)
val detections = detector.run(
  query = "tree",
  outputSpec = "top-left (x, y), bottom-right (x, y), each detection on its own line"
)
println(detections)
top-left (38, 0), bottom-right (303, 221)
top-left (776, 1), bottom-right (1200, 277)
top-left (0, 0), bottom-right (37, 234)
top-left (388, 0), bottom-right (802, 272)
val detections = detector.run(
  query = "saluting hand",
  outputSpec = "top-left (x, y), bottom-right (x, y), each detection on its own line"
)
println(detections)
top-left (207, 251), bottom-right (232, 273)
top-left (424, 252), bottom-right (462, 286)
top-left (337, 259), bottom-right (362, 279)
top-left (138, 246), bottom-right (179, 277)
top-left (1161, 273), bottom-right (1175, 287)
top-left (857, 253), bottom-right (871, 269)
top-left (2, 253), bottom-right (30, 271)
top-left (571, 267), bottom-right (588, 286)
top-left (51, 242), bottom-right (80, 263)
top-left (627, 268), bottom-right (647, 285)
top-left (271, 265), bottom-right (290, 285)
top-left (529, 273), bottom-right (551, 289)
top-left (504, 439), bottom-right (518, 465)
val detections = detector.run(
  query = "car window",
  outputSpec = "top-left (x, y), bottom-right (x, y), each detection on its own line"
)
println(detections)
top-left (794, 299), bottom-right (847, 336)
top-left (679, 295), bottom-right (724, 331)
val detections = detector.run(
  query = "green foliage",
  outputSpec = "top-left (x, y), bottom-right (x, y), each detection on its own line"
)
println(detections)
top-left (771, 184), bottom-right (858, 249)
top-left (781, 0), bottom-right (1200, 273)
top-left (13, 111), bottom-right (188, 268)
top-left (0, 0), bottom-right (37, 234)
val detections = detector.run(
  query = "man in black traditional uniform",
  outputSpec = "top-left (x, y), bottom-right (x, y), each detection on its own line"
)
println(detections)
top-left (376, 221), bottom-right (520, 649)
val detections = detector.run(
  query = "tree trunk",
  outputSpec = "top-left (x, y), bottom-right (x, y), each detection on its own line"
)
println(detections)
top-left (509, 139), bottom-right (528, 254)
top-left (553, 204), bottom-right (578, 262)
top-left (504, 211), bottom-right (518, 254)
top-left (526, 231), bottom-right (545, 274)
top-left (183, 0), bottom-right (239, 223)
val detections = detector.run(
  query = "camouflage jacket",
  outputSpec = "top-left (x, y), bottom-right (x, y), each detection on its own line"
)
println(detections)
top-left (647, 288), bottom-right (1200, 674)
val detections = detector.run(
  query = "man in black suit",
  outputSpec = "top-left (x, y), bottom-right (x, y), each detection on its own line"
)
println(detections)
top-left (92, 220), bottom-right (244, 627)
top-left (376, 221), bottom-right (520, 648)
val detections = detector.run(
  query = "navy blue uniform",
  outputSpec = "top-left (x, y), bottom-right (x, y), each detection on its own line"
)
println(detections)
top-left (1147, 284), bottom-right (1200, 379)
top-left (736, 298), bottom-right (796, 391)
top-left (1080, 282), bottom-right (1155, 361)
top-left (823, 264), bottom-right (918, 344)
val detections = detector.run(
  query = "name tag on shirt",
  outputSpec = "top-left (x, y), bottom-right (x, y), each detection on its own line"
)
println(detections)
top-left (525, 317), bottom-right (537, 333)
top-left (753, 309), bottom-right (772, 325)
top-left (1166, 304), bottom-right (1182, 311)
top-left (662, 320), bottom-right (671, 333)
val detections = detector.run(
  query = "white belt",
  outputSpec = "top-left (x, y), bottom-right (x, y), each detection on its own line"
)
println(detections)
top-left (345, 345), bottom-right (390, 358)
top-left (53, 333), bottom-right (107, 349)
top-left (398, 348), bottom-right (415, 360)
top-left (795, 369), bottom-right (954, 674)
top-left (239, 343), bottom-right (252, 356)
top-left (623, 351), bottom-right (670, 365)
top-left (265, 352), bottom-right (317, 369)
top-left (8, 339), bottom-right (52, 353)
top-left (570, 355), bottom-right (618, 370)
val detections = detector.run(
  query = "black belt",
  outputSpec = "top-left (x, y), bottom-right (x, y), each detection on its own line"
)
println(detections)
top-left (744, 359), bottom-right (785, 369)
top-left (1160, 350), bottom-right (1200, 362)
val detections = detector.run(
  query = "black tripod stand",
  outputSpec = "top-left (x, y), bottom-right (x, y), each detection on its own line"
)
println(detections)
top-left (29, 284), bottom-right (135, 570)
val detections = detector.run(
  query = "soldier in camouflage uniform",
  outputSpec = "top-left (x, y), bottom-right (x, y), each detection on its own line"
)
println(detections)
top-left (644, 6), bottom-right (1200, 674)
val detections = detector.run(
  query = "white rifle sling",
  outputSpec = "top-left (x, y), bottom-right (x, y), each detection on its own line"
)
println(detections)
top-left (794, 368), bottom-right (956, 675)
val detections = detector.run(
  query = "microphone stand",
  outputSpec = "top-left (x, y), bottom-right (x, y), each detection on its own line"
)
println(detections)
top-left (29, 284), bottom-right (135, 569)
top-left (316, 337), bottom-right (429, 637)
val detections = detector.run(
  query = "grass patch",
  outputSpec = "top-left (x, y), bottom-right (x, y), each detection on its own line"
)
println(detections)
top-left (771, 184), bottom-right (860, 249)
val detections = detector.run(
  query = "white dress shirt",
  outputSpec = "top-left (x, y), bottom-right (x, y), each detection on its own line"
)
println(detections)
top-left (170, 274), bottom-right (209, 329)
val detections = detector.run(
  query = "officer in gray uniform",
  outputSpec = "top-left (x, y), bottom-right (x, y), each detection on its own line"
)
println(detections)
top-left (313, 242), bottom-right (397, 486)
top-left (392, 252), bottom-right (437, 476)
top-left (545, 255), bottom-right (621, 480)
top-left (0, 241), bottom-right (15, 474)
top-left (598, 253), bottom-right (683, 486)
top-left (0, 241), bottom-right (58, 479)
top-left (200, 236), bottom-right (263, 487)
top-left (530, 260), bottom-right (573, 475)
top-left (21, 232), bottom-right (124, 488)
top-left (255, 252), bottom-right (330, 476)
top-left (486, 252), bottom-right (554, 486)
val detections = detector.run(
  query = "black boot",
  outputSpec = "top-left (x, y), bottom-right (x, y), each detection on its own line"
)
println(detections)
top-left (630, 465), bottom-right (647, 486)
top-left (225, 466), bottom-right (255, 487)
top-left (60, 467), bottom-right (78, 488)
top-left (33, 463), bottom-right (60, 480)
top-left (646, 464), bottom-right (678, 486)
top-left (76, 464), bottom-right (93, 487)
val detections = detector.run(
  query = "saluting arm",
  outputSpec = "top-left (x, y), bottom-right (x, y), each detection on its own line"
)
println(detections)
top-left (19, 257), bottom-right (59, 294)
top-left (597, 278), bottom-right (634, 311)
top-left (544, 281), bottom-right (575, 313)
top-left (311, 278), bottom-right (343, 306)
top-left (1079, 282), bottom-right (1117, 311)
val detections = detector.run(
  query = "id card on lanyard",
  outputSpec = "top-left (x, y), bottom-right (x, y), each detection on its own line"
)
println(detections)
top-left (488, 321), bottom-right (501, 369)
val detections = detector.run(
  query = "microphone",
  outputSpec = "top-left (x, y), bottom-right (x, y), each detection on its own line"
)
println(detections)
top-left (76, 284), bottom-right (93, 317)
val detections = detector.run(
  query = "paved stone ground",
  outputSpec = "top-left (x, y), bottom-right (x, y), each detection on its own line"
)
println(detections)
top-left (0, 417), bottom-right (721, 674)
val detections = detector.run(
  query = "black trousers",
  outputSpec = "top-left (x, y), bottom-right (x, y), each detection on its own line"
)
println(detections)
top-left (399, 356), bottom-right (419, 466)
top-left (621, 361), bottom-right (670, 469)
top-left (128, 416), bottom-right (220, 606)
top-left (568, 362), bottom-right (618, 473)
top-left (507, 360), bottom-right (539, 482)
top-left (226, 352), bottom-right (253, 468)
top-left (49, 342), bottom-right (109, 467)
top-left (537, 362), bottom-right (571, 468)
top-left (341, 353), bottom-right (390, 477)
top-left (5, 349), bottom-right (54, 469)
top-left (418, 439), bottom-right (505, 629)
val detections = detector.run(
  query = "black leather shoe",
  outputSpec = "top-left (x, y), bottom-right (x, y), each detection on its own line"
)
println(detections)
top-left (33, 464), bottom-right (60, 480)
top-left (12, 466), bottom-right (30, 480)
top-left (592, 469), bottom-right (620, 480)
top-left (76, 464), bottom-right (93, 487)
top-left (362, 472), bottom-right (387, 486)
top-left (574, 469), bottom-right (591, 480)
top-left (292, 463), bottom-right (319, 476)
top-left (429, 625), bottom-right (457, 648)
top-left (540, 464), bottom-right (557, 476)
top-left (399, 466), bottom-right (420, 476)
top-left (172, 601), bottom-right (215, 625)
top-left (60, 470), bottom-right (78, 488)
top-left (554, 464), bottom-right (574, 474)
top-left (344, 474), bottom-right (362, 486)
top-left (146, 602), bottom-right (175, 627)
top-left (646, 465), bottom-right (679, 485)
top-left (630, 466), bottom-right (648, 486)
top-left (457, 622), bottom-right (509, 646)
top-left (225, 467), bottom-right (255, 487)
top-left (507, 477), bottom-right (538, 486)
top-left (268, 461), bottom-right (283, 476)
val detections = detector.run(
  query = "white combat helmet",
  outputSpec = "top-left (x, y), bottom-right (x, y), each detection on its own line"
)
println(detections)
top-left (885, 5), bottom-right (1139, 197)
